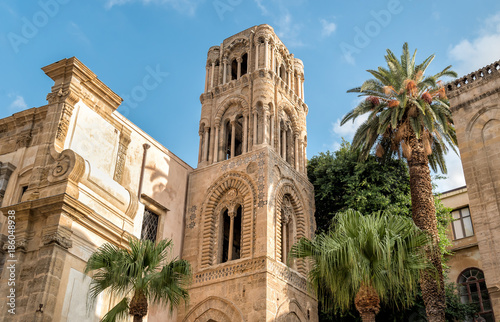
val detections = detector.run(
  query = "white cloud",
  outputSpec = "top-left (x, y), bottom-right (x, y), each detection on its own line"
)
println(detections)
top-left (320, 19), bottom-right (336, 37)
top-left (105, 0), bottom-right (203, 15)
top-left (449, 12), bottom-right (500, 76)
top-left (332, 112), bottom-right (368, 140)
top-left (8, 95), bottom-right (27, 112)
top-left (275, 12), bottom-right (304, 47)
top-left (254, 0), bottom-right (268, 16)
top-left (433, 152), bottom-right (466, 193)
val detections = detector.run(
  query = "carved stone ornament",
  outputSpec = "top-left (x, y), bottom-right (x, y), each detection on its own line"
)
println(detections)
top-left (226, 188), bottom-right (238, 201)
top-left (48, 149), bottom-right (85, 184)
top-left (42, 233), bottom-right (72, 249)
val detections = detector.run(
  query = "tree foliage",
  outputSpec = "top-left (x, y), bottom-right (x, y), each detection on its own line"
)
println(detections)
top-left (290, 210), bottom-right (432, 321)
top-left (307, 145), bottom-right (476, 321)
top-left (85, 238), bottom-right (191, 322)
top-left (308, 140), bottom-right (410, 233)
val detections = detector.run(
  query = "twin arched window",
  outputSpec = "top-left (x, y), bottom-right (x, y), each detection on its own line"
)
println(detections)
top-left (458, 268), bottom-right (495, 321)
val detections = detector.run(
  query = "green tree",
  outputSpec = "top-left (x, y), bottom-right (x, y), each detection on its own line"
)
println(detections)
top-left (308, 140), bottom-right (410, 233)
top-left (85, 238), bottom-right (191, 322)
top-left (341, 43), bottom-right (458, 321)
top-left (290, 209), bottom-right (432, 322)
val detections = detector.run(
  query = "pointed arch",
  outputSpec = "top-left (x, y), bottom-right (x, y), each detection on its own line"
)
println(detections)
top-left (215, 96), bottom-right (249, 125)
top-left (199, 171), bottom-right (257, 268)
top-left (183, 296), bottom-right (245, 322)
top-left (278, 102), bottom-right (300, 133)
top-left (273, 179), bottom-right (308, 275)
top-left (276, 298), bottom-right (308, 322)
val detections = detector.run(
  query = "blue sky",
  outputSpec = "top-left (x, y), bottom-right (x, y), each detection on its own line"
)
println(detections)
top-left (1, 0), bottom-right (500, 192)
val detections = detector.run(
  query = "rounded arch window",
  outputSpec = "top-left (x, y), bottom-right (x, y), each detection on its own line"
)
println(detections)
top-left (458, 268), bottom-right (495, 321)
top-left (219, 204), bottom-right (242, 264)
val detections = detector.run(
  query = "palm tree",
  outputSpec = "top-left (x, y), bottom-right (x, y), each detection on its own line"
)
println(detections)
top-left (85, 238), bottom-right (191, 322)
top-left (340, 43), bottom-right (457, 322)
top-left (290, 209), bottom-right (432, 322)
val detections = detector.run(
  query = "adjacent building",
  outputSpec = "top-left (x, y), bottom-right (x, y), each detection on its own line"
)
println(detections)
top-left (440, 59), bottom-right (500, 322)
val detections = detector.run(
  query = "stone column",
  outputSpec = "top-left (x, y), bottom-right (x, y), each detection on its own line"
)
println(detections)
top-left (277, 119), bottom-right (281, 156)
top-left (253, 111), bottom-right (258, 146)
top-left (198, 130), bottom-right (203, 163)
top-left (264, 38), bottom-right (269, 69)
top-left (228, 209), bottom-right (235, 261)
top-left (213, 125), bottom-right (219, 163)
top-left (263, 110), bottom-right (269, 145)
top-left (288, 69), bottom-right (292, 88)
top-left (301, 78), bottom-right (305, 100)
top-left (210, 62), bottom-right (215, 89)
top-left (271, 47), bottom-right (275, 72)
top-left (282, 130), bottom-right (287, 161)
top-left (242, 114), bottom-right (248, 153)
top-left (202, 126), bottom-right (209, 162)
top-left (255, 42), bottom-right (260, 70)
top-left (294, 135), bottom-right (299, 171)
top-left (205, 66), bottom-right (209, 92)
top-left (223, 58), bottom-right (228, 84)
top-left (270, 115), bottom-right (275, 149)
top-left (237, 57), bottom-right (242, 79)
top-left (282, 213), bottom-right (289, 262)
top-left (230, 120), bottom-right (236, 158)
top-left (299, 139), bottom-right (304, 173)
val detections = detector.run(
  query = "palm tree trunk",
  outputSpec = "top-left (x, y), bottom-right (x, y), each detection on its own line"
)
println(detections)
top-left (407, 134), bottom-right (446, 322)
top-left (129, 290), bottom-right (148, 322)
top-left (354, 281), bottom-right (380, 322)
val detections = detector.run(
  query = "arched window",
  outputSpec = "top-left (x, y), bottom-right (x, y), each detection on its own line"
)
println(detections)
top-left (223, 116), bottom-right (244, 160)
top-left (241, 53), bottom-right (248, 76)
top-left (224, 119), bottom-right (231, 160)
top-left (220, 205), bottom-right (242, 263)
top-left (458, 268), bottom-right (495, 321)
top-left (280, 195), bottom-right (294, 265)
top-left (231, 59), bottom-right (238, 80)
top-left (279, 64), bottom-right (286, 81)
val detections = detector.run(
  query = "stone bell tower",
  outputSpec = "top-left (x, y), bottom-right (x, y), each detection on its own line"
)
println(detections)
top-left (180, 25), bottom-right (318, 322)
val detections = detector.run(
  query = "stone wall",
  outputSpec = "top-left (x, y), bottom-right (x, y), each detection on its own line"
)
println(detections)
top-left (447, 59), bottom-right (500, 319)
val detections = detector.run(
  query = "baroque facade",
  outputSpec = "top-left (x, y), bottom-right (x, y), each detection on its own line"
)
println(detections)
top-left (0, 25), bottom-right (318, 322)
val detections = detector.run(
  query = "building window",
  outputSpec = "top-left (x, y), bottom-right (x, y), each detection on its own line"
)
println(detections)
top-left (220, 205), bottom-right (242, 263)
top-left (141, 209), bottom-right (159, 242)
top-left (458, 268), bottom-right (495, 322)
top-left (18, 185), bottom-right (28, 203)
top-left (452, 207), bottom-right (474, 240)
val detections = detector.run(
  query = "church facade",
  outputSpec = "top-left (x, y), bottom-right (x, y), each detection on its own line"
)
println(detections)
top-left (0, 25), bottom-right (317, 321)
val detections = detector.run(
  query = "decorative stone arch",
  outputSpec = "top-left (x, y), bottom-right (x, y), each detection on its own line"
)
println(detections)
top-left (273, 179), bottom-right (308, 274)
top-left (215, 96), bottom-right (249, 125)
top-left (465, 106), bottom-right (500, 137)
top-left (225, 38), bottom-right (249, 55)
top-left (199, 118), bottom-right (210, 131)
top-left (183, 296), bottom-right (245, 322)
top-left (278, 103), bottom-right (300, 133)
top-left (276, 298), bottom-right (308, 322)
top-left (199, 171), bottom-right (257, 268)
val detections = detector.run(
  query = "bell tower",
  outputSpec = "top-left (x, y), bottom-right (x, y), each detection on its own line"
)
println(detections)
top-left (180, 25), bottom-right (318, 322)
